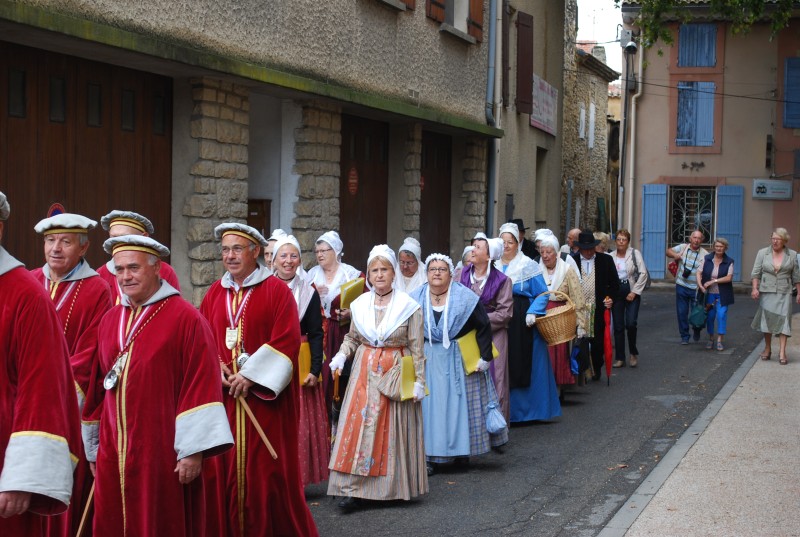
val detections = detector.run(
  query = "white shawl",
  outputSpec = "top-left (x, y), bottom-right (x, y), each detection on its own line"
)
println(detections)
top-left (350, 290), bottom-right (420, 347)
top-left (495, 250), bottom-right (541, 284)
top-left (544, 257), bottom-right (569, 293)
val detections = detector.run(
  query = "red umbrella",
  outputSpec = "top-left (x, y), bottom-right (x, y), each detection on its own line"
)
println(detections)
top-left (604, 306), bottom-right (613, 386)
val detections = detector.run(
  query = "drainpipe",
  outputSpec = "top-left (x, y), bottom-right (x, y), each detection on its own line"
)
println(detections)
top-left (626, 46), bottom-right (644, 232)
top-left (485, 0), bottom-right (499, 234)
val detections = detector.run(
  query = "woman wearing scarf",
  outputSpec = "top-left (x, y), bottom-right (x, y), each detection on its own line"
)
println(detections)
top-left (457, 233), bottom-right (513, 421)
top-left (328, 245), bottom-right (427, 511)
top-left (412, 254), bottom-right (507, 476)
top-left (496, 222), bottom-right (561, 423)
top-left (272, 234), bottom-right (330, 486)
top-left (537, 234), bottom-right (585, 394)
top-left (394, 237), bottom-right (426, 293)
top-left (306, 231), bottom-right (366, 410)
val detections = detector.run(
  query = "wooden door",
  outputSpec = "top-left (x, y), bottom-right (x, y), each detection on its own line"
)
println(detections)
top-left (0, 41), bottom-right (172, 269)
top-left (420, 131), bottom-right (452, 256)
top-left (339, 115), bottom-right (389, 270)
top-left (247, 199), bottom-right (271, 237)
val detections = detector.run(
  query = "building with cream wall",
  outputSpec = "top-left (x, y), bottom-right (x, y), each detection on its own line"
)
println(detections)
top-left (620, 2), bottom-right (800, 281)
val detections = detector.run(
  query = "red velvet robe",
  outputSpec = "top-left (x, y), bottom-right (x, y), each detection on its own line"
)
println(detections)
top-left (96, 258), bottom-right (180, 304)
top-left (83, 287), bottom-right (233, 536)
top-left (0, 260), bottom-right (81, 537)
top-left (200, 271), bottom-right (319, 537)
top-left (30, 264), bottom-right (112, 537)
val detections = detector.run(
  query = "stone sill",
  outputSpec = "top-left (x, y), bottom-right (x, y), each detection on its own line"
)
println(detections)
top-left (440, 23), bottom-right (477, 45)
top-left (376, 0), bottom-right (407, 11)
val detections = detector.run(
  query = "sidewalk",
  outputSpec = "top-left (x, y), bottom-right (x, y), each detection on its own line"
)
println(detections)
top-left (599, 313), bottom-right (800, 537)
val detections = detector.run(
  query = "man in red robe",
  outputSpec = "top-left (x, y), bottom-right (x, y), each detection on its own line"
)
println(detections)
top-left (0, 191), bottom-right (81, 537)
top-left (82, 235), bottom-right (233, 536)
top-left (30, 213), bottom-right (112, 537)
top-left (97, 210), bottom-right (180, 302)
top-left (200, 223), bottom-right (319, 537)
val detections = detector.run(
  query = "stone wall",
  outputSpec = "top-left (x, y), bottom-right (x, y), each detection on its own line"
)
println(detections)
top-left (291, 101), bottom-right (343, 268)
top-left (183, 77), bottom-right (250, 305)
top-left (460, 137), bottom-right (488, 245)
top-left (402, 124), bottom-right (423, 237)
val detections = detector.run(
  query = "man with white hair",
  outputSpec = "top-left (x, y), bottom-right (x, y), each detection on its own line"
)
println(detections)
top-left (82, 234), bottom-right (233, 536)
top-left (395, 236), bottom-right (426, 293)
top-left (0, 192), bottom-right (81, 536)
top-left (200, 223), bottom-right (319, 536)
top-left (560, 228), bottom-right (582, 255)
top-left (97, 210), bottom-right (180, 302)
top-left (30, 213), bottom-right (112, 536)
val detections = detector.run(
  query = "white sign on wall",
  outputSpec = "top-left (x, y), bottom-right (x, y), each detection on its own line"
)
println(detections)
top-left (752, 178), bottom-right (793, 200)
top-left (531, 74), bottom-right (558, 136)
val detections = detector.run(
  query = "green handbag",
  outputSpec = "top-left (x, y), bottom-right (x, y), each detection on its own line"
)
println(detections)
top-left (689, 292), bottom-right (708, 329)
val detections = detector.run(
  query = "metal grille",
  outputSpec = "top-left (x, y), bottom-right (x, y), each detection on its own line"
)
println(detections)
top-left (669, 186), bottom-right (715, 246)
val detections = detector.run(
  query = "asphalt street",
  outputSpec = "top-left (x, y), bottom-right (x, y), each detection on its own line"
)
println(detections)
top-left (306, 288), bottom-right (763, 536)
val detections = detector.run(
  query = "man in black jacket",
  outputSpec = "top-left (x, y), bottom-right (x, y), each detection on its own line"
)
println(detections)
top-left (511, 218), bottom-right (538, 261)
top-left (571, 230), bottom-right (620, 382)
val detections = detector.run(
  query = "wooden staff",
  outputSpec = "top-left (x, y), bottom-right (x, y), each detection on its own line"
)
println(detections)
top-left (333, 369), bottom-right (341, 402)
top-left (76, 481), bottom-right (94, 537)
top-left (238, 397), bottom-right (278, 460)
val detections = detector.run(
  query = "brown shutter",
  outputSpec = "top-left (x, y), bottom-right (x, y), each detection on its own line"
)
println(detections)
top-left (515, 11), bottom-right (533, 114)
top-left (502, 0), bottom-right (510, 106)
top-left (401, 0), bottom-right (416, 8)
top-left (467, 0), bottom-right (484, 42)
top-left (426, 0), bottom-right (445, 22)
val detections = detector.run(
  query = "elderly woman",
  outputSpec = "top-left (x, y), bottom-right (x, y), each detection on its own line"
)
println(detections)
top-left (610, 229), bottom-right (649, 368)
top-left (272, 235), bottom-right (329, 486)
top-left (697, 238), bottom-right (735, 352)
top-left (497, 222), bottom-right (561, 423)
top-left (456, 244), bottom-right (475, 271)
top-left (411, 254), bottom-right (507, 475)
top-left (594, 231), bottom-right (611, 254)
top-left (306, 230), bottom-right (366, 407)
top-left (328, 245), bottom-right (426, 510)
top-left (751, 228), bottom-right (800, 365)
top-left (457, 233), bottom-right (513, 420)
top-left (537, 234), bottom-right (585, 392)
top-left (395, 237), bottom-right (426, 293)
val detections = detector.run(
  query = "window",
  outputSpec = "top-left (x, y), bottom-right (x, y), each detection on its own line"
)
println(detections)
top-left (678, 24), bottom-right (717, 67)
top-left (676, 81), bottom-right (715, 146)
top-left (426, 0), bottom-right (483, 42)
top-left (588, 102), bottom-right (596, 149)
top-left (578, 103), bottom-right (585, 139)
top-left (515, 11), bottom-right (533, 114)
top-left (669, 186), bottom-right (715, 247)
top-left (783, 57), bottom-right (800, 128)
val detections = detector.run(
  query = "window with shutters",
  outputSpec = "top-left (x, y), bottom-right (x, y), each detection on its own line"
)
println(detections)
top-left (426, 0), bottom-right (483, 43)
top-left (783, 57), bottom-right (800, 128)
top-left (515, 11), bottom-right (533, 114)
top-left (668, 22), bottom-right (724, 154)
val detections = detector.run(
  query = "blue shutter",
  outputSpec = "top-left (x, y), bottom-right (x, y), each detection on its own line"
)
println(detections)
top-left (783, 58), bottom-right (800, 128)
top-left (641, 184), bottom-right (668, 279)
top-left (679, 24), bottom-right (716, 67)
top-left (695, 81), bottom-right (715, 146)
top-left (715, 185), bottom-right (744, 281)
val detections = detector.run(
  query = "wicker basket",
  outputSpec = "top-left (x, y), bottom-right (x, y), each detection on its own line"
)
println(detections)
top-left (534, 290), bottom-right (577, 346)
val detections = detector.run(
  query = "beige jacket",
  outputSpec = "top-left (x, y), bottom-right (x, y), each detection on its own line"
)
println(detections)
top-left (610, 248), bottom-right (649, 296)
top-left (751, 247), bottom-right (800, 293)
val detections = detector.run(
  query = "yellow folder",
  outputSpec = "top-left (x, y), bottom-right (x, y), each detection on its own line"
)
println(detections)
top-left (456, 329), bottom-right (500, 375)
top-left (399, 355), bottom-right (429, 401)
top-left (339, 277), bottom-right (365, 312)
top-left (298, 341), bottom-right (311, 384)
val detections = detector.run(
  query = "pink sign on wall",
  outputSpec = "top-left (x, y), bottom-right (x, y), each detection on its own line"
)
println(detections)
top-left (530, 74), bottom-right (558, 136)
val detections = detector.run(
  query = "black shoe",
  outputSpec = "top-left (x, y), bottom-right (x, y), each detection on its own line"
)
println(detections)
top-left (591, 372), bottom-right (601, 381)
top-left (692, 329), bottom-right (701, 342)
top-left (338, 496), bottom-right (361, 512)
top-left (426, 463), bottom-right (436, 476)
top-left (491, 444), bottom-right (505, 454)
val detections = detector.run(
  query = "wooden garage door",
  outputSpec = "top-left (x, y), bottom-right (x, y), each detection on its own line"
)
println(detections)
top-left (0, 41), bottom-right (172, 269)
top-left (420, 131), bottom-right (452, 256)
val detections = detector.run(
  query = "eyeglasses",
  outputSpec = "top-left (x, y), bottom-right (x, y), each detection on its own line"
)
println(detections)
top-left (314, 247), bottom-right (333, 255)
top-left (221, 245), bottom-right (248, 255)
top-left (427, 267), bottom-right (449, 273)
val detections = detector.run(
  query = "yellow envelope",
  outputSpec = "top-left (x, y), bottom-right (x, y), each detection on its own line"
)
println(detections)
top-left (456, 329), bottom-right (500, 375)
top-left (399, 355), bottom-right (429, 401)
top-left (339, 277), bottom-right (365, 312)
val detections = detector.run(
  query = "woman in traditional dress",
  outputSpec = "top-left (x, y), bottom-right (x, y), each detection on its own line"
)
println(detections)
top-left (496, 222), bottom-right (561, 423)
top-left (272, 234), bottom-right (329, 486)
top-left (395, 237), bottom-right (426, 293)
top-left (537, 234), bottom-right (585, 395)
top-left (750, 227), bottom-right (800, 364)
top-left (412, 254), bottom-right (507, 475)
top-left (457, 233), bottom-right (513, 421)
top-left (328, 245), bottom-right (427, 510)
top-left (306, 230), bottom-right (366, 408)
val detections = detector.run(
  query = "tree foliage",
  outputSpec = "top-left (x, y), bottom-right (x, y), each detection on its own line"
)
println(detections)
top-left (616, 0), bottom-right (797, 48)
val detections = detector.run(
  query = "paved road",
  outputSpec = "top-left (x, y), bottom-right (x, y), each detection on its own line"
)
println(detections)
top-left (306, 288), bottom-right (763, 536)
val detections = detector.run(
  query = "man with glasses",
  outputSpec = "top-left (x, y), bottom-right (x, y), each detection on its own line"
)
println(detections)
top-left (666, 229), bottom-right (709, 344)
top-left (200, 223), bottom-right (318, 536)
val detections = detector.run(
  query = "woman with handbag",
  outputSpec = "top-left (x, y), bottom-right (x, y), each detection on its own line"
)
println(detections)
top-left (610, 229), bottom-right (649, 367)
top-left (327, 245), bottom-right (426, 511)
top-left (696, 238), bottom-right (735, 352)
top-left (410, 254), bottom-right (508, 476)
top-left (272, 235), bottom-right (330, 486)
top-left (750, 228), bottom-right (800, 364)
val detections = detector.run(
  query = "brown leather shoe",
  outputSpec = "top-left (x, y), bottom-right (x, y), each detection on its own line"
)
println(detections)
top-left (612, 360), bottom-right (625, 368)
top-left (629, 355), bottom-right (638, 367)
